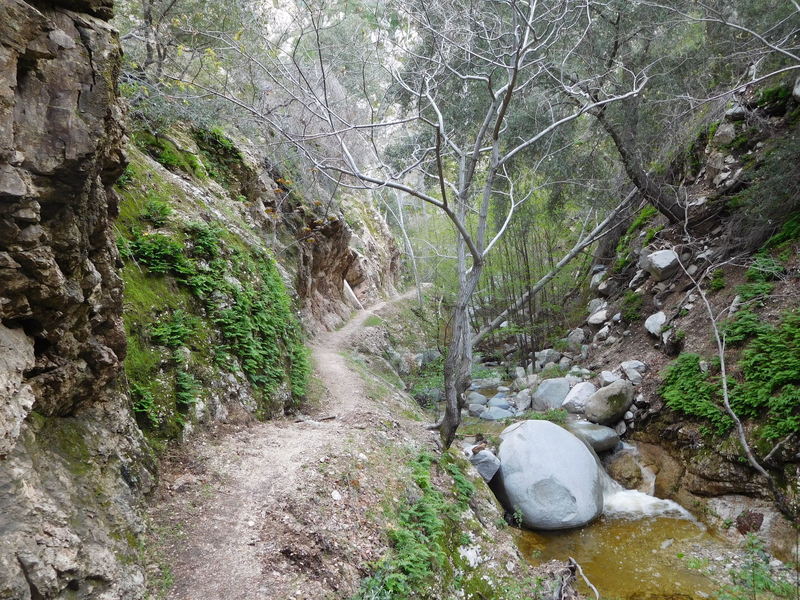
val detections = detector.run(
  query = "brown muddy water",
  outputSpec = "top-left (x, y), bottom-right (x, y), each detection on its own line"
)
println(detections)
top-left (514, 515), bottom-right (725, 600)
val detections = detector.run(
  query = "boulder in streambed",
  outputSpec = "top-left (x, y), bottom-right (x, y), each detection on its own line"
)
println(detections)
top-left (480, 406), bottom-right (513, 421)
top-left (467, 391), bottom-right (488, 405)
top-left (531, 377), bottom-right (570, 410)
top-left (468, 404), bottom-right (486, 417)
top-left (566, 421), bottom-right (620, 453)
top-left (584, 380), bottom-right (634, 425)
top-left (469, 449), bottom-right (501, 482)
top-left (561, 381), bottom-right (596, 414)
top-left (497, 420), bottom-right (603, 530)
top-left (488, 395), bottom-right (511, 409)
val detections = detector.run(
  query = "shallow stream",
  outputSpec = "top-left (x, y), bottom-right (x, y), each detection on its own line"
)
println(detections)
top-left (461, 390), bottom-right (734, 599)
top-left (515, 514), bottom-right (724, 600)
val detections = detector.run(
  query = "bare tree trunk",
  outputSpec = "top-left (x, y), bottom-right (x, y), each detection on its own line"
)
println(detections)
top-left (441, 265), bottom-right (482, 448)
top-left (394, 193), bottom-right (424, 306)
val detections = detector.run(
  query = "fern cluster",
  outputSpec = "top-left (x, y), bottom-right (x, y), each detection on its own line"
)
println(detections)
top-left (662, 310), bottom-right (800, 441)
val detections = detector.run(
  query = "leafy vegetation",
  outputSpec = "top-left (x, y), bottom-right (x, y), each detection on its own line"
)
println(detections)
top-left (142, 196), bottom-right (173, 227)
top-left (661, 354), bottom-right (733, 436)
top-left (519, 409), bottom-right (569, 425)
top-left (718, 535), bottom-right (796, 600)
top-left (116, 147), bottom-right (310, 439)
top-left (613, 206), bottom-right (659, 272)
top-left (192, 127), bottom-right (248, 197)
top-left (353, 451), bottom-right (543, 600)
top-left (709, 269), bottom-right (726, 291)
top-left (134, 130), bottom-right (206, 178)
top-left (620, 290), bottom-right (644, 322)
top-left (663, 309), bottom-right (800, 441)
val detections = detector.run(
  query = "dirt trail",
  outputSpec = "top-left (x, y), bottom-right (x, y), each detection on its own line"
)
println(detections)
top-left (151, 294), bottom-right (416, 600)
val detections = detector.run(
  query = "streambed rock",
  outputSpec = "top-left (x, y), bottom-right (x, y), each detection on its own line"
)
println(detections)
top-left (498, 420), bottom-right (603, 530)
top-left (584, 380), bottom-right (634, 426)
top-left (561, 381), bottom-right (596, 414)
top-left (480, 406), bottom-right (513, 421)
top-left (531, 377), bottom-right (570, 411)
top-left (467, 391), bottom-right (488, 405)
top-left (567, 421), bottom-right (620, 453)
top-left (469, 449), bottom-right (501, 482)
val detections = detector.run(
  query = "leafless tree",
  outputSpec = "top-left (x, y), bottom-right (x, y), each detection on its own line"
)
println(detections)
top-left (143, 0), bottom-right (652, 446)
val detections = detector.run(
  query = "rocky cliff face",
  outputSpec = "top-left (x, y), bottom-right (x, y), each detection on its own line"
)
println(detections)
top-left (0, 1), bottom-right (151, 597)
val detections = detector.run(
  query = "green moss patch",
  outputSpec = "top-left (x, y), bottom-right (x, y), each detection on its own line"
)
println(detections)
top-left (115, 148), bottom-right (310, 442)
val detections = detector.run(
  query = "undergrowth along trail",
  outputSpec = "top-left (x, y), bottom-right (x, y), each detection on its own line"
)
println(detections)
top-left (146, 291), bottom-right (420, 600)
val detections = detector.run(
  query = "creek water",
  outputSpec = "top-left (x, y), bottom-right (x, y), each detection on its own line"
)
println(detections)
top-left (515, 456), bottom-right (726, 599)
top-left (464, 384), bottom-right (736, 598)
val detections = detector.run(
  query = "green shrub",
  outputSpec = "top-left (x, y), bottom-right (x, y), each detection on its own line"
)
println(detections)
top-left (664, 310), bottom-right (800, 441)
top-left (175, 369), bottom-right (199, 408)
top-left (142, 197), bottom-right (173, 227)
top-left (721, 310), bottom-right (770, 346)
top-left (620, 291), bottom-right (644, 322)
top-left (660, 354), bottom-right (732, 436)
top-left (117, 164), bottom-right (136, 188)
top-left (756, 83), bottom-right (793, 107)
top-left (735, 282), bottom-right (774, 302)
top-left (131, 383), bottom-right (160, 427)
top-left (746, 255), bottom-right (784, 283)
top-left (186, 221), bottom-right (222, 259)
top-left (709, 269), bottom-right (726, 291)
top-left (613, 206), bottom-right (659, 272)
top-left (521, 408), bottom-right (568, 424)
top-left (355, 452), bottom-right (447, 598)
top-left (718, 535), bottom-right (796, 600)
top-left (128, 232), bottom-right (195, 277)
top-left (539, 365), bottom-right (568, 380)
top-left (134, 131), bottom-right (206, 178)
top-left (763, 213), bottom-right (800, 251)
top-left (192, 126), bottom-right (245, 194)
top-left (151, 310), bottom-right (198, 349)
top-left (732, 310), bottom-right (800, 440)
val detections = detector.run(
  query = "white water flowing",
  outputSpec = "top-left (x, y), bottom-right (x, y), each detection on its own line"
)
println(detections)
top-left (596, 442), bottom-right (695, 521)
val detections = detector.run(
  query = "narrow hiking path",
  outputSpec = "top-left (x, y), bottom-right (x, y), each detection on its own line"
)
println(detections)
top-left (147, 292), bottom-right (426, 600)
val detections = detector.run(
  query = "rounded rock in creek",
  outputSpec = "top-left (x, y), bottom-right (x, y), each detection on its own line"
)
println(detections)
top-left (497, 420), bottom-right (603, 530)
top-left (566, 421), bottom-right (620, 453)
top-left (480, 406), bottom-right (513, 421)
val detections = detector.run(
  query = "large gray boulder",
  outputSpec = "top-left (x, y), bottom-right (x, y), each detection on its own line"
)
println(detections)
top-left (644, 311), bottom-right (667, 337)
top-left (584, 380), bottom-right (635, 425)
top-left (468, 403), bottom-right (486, 417)
top-left (535, 348), bottom-right (561, 367)
top-left (567, 421), bottom-right (620, 453)
top-left (587, 309), bottom-right (608, 326)
top-left (498, 421), bottom-right (603, 530)
top-left (471, 377), bottom-right (502, 390)
top-left (598, 370), bottom-right (620, 387)
top-left (620, 360), bottom-right (646, 374)
top-left (469, 450), bottom-right (501, 482)
top-left (587, 298), bottom-right (607, 315)
top-left (467, 391), bottom-right (488, 405)
top-left (643, 250), bottom-right (680, 281)
top-left (531, 377), bottom-right (571, 411)
top-left (480, 406), bottom-right (514, 421)
top-left (561, 381), bottom-right (596, 414)
top-left (488, 395), bottom-right (511, 409)
top-left (515, 389), bottom-right (532, 412)
top-left (589, 271), bottom-right (607, 292)
top-left (566, 328), bottom-right (586, 352)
